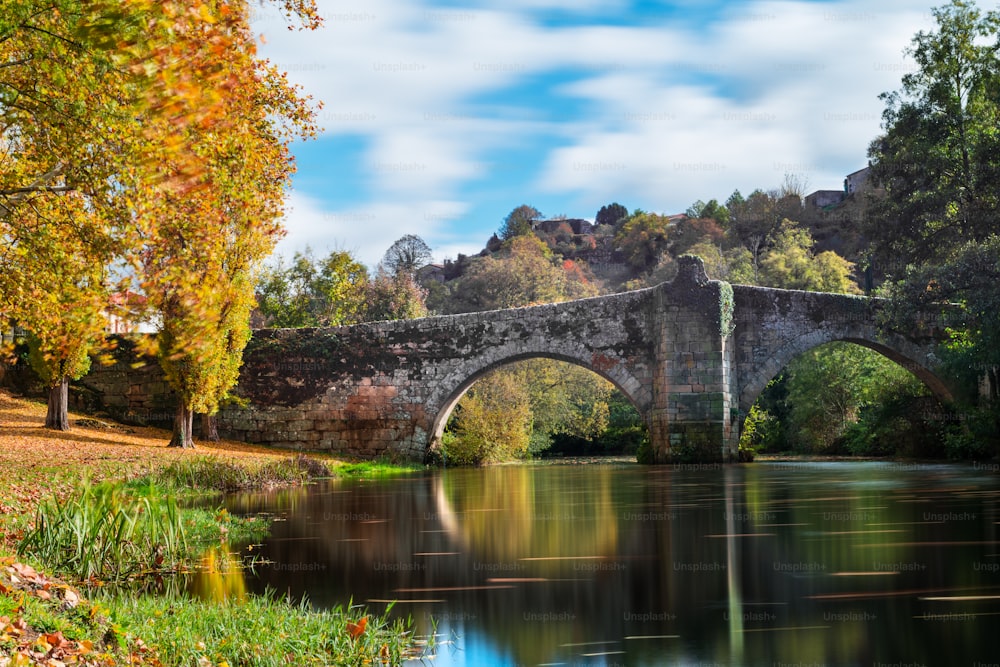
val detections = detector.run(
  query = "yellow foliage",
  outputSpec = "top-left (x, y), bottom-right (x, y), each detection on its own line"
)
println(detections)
top-left (445, 372), bottom-right (533, 464)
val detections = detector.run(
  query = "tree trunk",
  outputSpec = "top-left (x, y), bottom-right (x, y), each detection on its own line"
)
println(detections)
top-left (168, 402), bottom-right (196, 448)
top-left (44, 377), bottom-right (70, 431)
top-left (201, 413), bottom-right (220, 442)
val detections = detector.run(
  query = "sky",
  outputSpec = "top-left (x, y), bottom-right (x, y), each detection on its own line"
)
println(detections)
top-left (253, 0), bottom-right (939, 268)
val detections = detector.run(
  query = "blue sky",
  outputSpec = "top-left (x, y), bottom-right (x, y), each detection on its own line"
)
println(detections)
top-left (254, 0), bottom-right (937, 267)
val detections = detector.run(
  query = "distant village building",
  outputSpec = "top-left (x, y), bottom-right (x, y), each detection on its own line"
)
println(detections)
top-left (804, 166), bottom-right (871, 210)
top-left (415, 263), bottom-right (445, 284)
top-left (804, 190), bottom-right (846, 209)
top-left (106, 291), bottom-right (158, 334)
top-left (845, 167), bottom-right (870, 195)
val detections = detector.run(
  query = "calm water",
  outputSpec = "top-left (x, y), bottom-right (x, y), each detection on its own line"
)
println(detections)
top-left (211, 461), bottom-right (1000, 666)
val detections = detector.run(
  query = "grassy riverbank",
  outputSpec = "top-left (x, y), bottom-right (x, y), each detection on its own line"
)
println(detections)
top-left (0, 390), bottom-right (423, 666)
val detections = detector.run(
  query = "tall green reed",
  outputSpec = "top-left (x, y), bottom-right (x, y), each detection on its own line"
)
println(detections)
top-left (18, 481), bottom-right (186, 583)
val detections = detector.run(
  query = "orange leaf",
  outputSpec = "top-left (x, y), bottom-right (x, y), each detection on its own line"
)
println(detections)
top-left (45, 630), bottom-right (70, 648)
top-left (346, 616), bottom-right (367, 639)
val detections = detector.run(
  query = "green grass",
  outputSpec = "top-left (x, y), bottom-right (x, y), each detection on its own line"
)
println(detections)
top-left (152, 453), bottom-right (333, 493)
top-left (334, 459), bottom-right (425, 477)
top-left (100, 590), bottom-right (422, 667)
top-left (0, 555), bottom-right (423, 666)
top-left (14, 454), bottom-right (335, 584)
top-left (17, 478), bottom-right (272, 584)
top-left (4, 445), bottom-right (424, 665)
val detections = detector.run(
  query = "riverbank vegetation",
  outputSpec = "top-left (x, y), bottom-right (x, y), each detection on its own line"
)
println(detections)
top-left (0, 391), bottom-right (420, 665)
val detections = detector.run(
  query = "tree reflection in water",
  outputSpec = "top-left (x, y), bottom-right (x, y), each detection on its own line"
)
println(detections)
top-left (219, 462), bottom-right (1000, 666)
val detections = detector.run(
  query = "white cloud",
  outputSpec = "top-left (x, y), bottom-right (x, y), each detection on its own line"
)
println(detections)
top-left (537, 0), bottom-right (934, 207)
top-left (274, 190), bottom-right (477, 267)
top-left (257, 0), bottom-right (937, 258)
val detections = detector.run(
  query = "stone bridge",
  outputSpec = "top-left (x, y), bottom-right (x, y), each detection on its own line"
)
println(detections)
top-left (196, 256), bottom-right (949, 463)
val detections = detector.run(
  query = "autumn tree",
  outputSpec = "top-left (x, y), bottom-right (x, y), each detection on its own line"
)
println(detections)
top-left (14, 195), bottom-right (117, 430)
top-left (364, 269), bottom-right (429, 322)
top-left (560, 259), bottom-right (600, 301)
top-left (520, 360), bottom-right (612, 446)
top-left (1, 1), bottom-right (321, 436)
top-left (137, 1), bottom-right (322, 448)
top-left (256, 247), bottom-right (428, 328)
top-left (448, 235), bottom-right (568, 312)
top-left (683, 241), bottom-right (755, 285)
top-left (670, 217), bottom-right (726, 257)
top-left (444, 371), bottom-right (533, 465)
top-left (0, 2), bottom-right (145, 222)
top-left (726, 189), bottom-right (806, 281)
top-left (0, 2), bottom-right (149, 429)
top-left (256, 250), bottom-right (369, 328)
top-left (757, 221), bottom-right (860, 294)
top-left (614, 211), bottom-right (672, 271)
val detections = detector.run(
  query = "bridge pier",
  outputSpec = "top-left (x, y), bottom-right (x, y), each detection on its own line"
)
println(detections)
top-left (648, 256), bottom-right (739, 463)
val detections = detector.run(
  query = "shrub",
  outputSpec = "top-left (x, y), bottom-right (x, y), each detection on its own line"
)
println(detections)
top-left (443, 372), bottom-right (532, 465)
top-left (156, 454), bottom-right (330, 492)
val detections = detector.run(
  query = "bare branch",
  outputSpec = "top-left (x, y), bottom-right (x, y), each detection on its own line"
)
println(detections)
top-left (0, 185), bottom-right (73, 196)
top-left (0, 58), bottom-right (33, 70)
top-left (0, 162), bottom-right (69, 219)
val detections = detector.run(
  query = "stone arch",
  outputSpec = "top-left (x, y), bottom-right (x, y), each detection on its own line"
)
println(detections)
top-left (737, 328), bottom-right (953, 429)
top-left (425, 347), bottom-right (651, 452)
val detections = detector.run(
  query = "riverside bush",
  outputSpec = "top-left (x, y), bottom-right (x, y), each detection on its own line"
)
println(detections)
top-left (156, 454), bottom-right (331, 492)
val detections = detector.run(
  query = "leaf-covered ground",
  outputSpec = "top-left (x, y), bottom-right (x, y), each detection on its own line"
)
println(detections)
top-left (0, 390), bottom-right (302, 551)
top-left (0, 556), bottom-right (144, 666)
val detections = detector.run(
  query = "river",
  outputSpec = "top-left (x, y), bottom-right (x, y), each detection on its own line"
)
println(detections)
top-left (209, 461), bottom-right (1000, 666)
